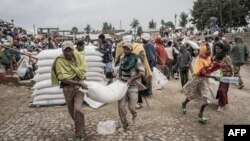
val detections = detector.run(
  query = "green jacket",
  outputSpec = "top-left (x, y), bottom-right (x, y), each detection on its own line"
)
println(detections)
top-left (230, 35), bottom-right (249, 66)
top-left (1, 49), bottom-right (17, 66)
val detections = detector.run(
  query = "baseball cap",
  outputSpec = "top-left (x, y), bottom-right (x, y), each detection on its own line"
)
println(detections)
top-left (62, 41), bottom-right (74, 51)
top-left (123, 42), bottom-right (133, 50)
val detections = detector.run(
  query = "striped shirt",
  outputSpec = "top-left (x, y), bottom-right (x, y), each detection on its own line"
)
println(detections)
top-left (99, 41), bottom-right (113, 63)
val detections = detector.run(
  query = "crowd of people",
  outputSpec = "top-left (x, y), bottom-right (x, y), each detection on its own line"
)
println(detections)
top-left (0, 19), bottom-right (249, 140)
top-left (112, 32), bottom-right (249, 127)
top-left (101, 32), bottom-right (248, 137)
top-left (0, 19), bottom-right (63, 79)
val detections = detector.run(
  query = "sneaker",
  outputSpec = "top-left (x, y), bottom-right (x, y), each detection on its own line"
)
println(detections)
top-left (217, 107), bottom-right (224, 112)
top-left (198, 117), bottom-right (209, 124)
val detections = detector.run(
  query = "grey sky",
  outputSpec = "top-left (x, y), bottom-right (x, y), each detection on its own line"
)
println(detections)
top-left (0, 0), bottom-right (194, 33)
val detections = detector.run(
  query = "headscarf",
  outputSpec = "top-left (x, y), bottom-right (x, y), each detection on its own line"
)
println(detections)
top-left (234, 35), bottom-right (243, 44)
top-left (193, 44), bottom-right (212, 74)
top-left (199, 44), bottom-right (208, 57)
top-left (121, 53), bottom-right (138, 72)
top-left (155, 36), bottom-right (162, 45)
top-left (214, 42), bottom-right (225, 61)
top-left (141, 33), bottom-right (150, 41)
top-left (155, 36), bottom-right (168, 65)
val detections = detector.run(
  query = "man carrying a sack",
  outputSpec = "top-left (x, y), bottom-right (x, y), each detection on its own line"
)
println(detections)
top-left (117, 42), bottom-right (145, 132)
top-left (51, 41), bottom-right (88, 141)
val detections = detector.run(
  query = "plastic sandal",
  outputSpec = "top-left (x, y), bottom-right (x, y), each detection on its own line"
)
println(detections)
top-left (198, 117), bottom-right (209, 124)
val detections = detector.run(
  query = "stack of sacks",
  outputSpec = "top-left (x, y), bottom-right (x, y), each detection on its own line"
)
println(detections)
top-left (32, 47), bottom-right (106, 108)
top-left (84, 45), bottom-right (106, 108)
top-left (85, 46), bottom-right (106, 82)
top-left (31, 49), bottom-right (65, 106)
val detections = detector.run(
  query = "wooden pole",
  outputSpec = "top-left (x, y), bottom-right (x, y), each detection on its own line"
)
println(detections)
top-left (2, 46), bottom-right (38, 60)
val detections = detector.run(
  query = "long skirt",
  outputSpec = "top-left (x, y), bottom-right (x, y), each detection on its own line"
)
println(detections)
top-left (216, 82), bottom-right (229, 107)
top-left (183, 76), bottom-right (212, 105)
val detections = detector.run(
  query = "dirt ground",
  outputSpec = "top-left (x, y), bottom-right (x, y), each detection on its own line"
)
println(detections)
top-left (0, 65), bottom-right (250, 140)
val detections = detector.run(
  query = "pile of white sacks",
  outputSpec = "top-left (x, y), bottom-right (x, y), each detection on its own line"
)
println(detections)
top-left (32, 49), bottom-right (64, 106)
top-left (31, 46), bottom-right (106, 108)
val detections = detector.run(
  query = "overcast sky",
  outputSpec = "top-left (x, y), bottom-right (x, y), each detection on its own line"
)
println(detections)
top-left (0, 0), bottom-right (194, 33)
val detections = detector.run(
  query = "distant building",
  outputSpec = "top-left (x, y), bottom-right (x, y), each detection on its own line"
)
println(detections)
top-left (143, 29), bottom-right (160, 39)
top-left (37, 28), bottom-right (59, 37)
top-left (114, 31), bottom-right (130, 41)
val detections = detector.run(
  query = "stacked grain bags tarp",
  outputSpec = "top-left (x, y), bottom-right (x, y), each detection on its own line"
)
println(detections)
top-left (31, 49), bottom-right (65, 107)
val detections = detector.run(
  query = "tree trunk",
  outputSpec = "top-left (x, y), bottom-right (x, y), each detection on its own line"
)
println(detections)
top-left (219, 0), bottom-right (223, 26)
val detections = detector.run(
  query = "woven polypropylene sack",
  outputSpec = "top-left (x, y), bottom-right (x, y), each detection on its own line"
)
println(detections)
top-left (33, 73), bottom-right (51, 82)
top-left (152, 67), bottom-right (168, 90)
top-left (36, 59), bottom-right (54, 67)
top-left (81, 80), bottom-right (128, 103)
top-left (36, 66), bottom-right (51, 74)
top-left (37, 48), bottom-right (62, 59)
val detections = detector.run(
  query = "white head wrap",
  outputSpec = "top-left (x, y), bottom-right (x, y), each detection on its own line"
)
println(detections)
top-left (141, 33), bottom-right (151, 41)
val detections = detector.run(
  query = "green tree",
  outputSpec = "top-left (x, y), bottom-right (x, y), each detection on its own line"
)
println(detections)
top-left (102, 22), bottom-right (114, 34)
top-left (84, 24), bottom-right (91, 34)
top-left (102, 22), bottom-right (110, 34)
top-left (149, 19), bottom-right (157, 29)
top-left (245, 0), bottom-right (250, 21)
top-left (137, 26), bottom-right (143, 36)
top-left (102, 22), bottom-right (109, 33)
top-left (179, 12), bottom-right (189, 28)
top-left (130, 19), bottom-right (140, 34)
top-left (71, 27), bottom-right (78, 43)
top-left (190, 0), bottom-right (249, 30)
top-left (225, 0), bottom-right (249, 27)
top-left (109, 23), bottom-right (114, 32)
top-left (165, 21), bottom-right (175, 29)
top-left (161, 19), bottom-right (165, 27)
top-left (71, 27), bottom-right (78, 34)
